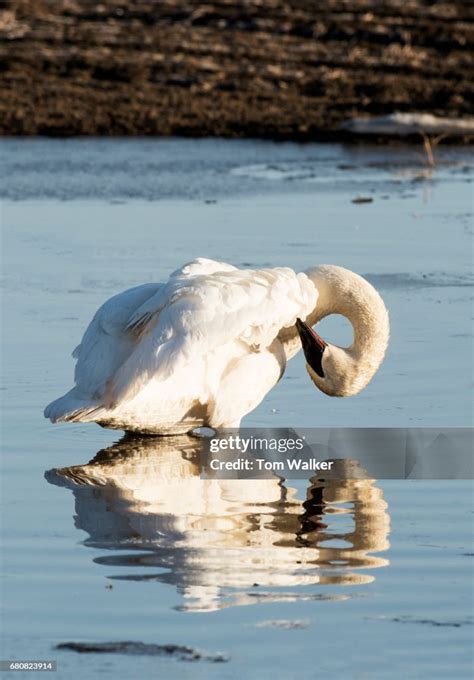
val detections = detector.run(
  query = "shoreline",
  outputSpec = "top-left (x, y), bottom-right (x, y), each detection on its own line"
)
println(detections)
top-left (1, 1), bottom-right (472, 140)
top-left (2, 130), bottom-right (473, 145)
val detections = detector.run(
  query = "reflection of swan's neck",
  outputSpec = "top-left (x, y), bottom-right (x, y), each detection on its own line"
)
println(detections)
top-left (305, 477), bottom-right (391, 558)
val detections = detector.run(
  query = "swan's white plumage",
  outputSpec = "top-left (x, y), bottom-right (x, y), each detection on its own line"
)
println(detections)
top-left (113, 260), bottom-right (317, 403)
top-left (73, 282), bottom-right (161, 395)
top-left (45, 258), bottom-right (319, 433)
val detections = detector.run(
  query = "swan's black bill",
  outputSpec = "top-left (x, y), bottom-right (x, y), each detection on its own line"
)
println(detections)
top-left (296, 318), bottom-right (327, 378)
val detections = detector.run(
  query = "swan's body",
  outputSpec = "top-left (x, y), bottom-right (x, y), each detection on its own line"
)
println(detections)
top-left (45, 258), bottom-right (389, 434)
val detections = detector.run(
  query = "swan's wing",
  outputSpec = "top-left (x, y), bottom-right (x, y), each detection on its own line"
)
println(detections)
top-left (108, 265), bottom-right (317, 405)
top-left (126, 257), bottom-right (239, 330)
top-left (72, 283), bottom-right (162, 400)
top-left (71, 259), bottom-right (234, 405)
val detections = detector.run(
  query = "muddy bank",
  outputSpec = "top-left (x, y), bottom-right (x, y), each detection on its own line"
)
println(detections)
top-left (0, 0), bottom-right (473, 139)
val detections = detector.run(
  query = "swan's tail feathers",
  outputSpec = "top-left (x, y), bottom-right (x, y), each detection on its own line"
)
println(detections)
top-left (44, 391), bottom-right (106, 424)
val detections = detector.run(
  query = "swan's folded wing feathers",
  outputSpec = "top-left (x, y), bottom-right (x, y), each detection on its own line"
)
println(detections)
top-left (46, 260), bottom-right (320, 424)
top-left (126, 258), bottom-right (238, 331)
top-left (72, 283), bottom-right (161, 399)
top-left (126, 285), bottom-right (171, 331)
top-left (107, 267), bottom-right (318, 406)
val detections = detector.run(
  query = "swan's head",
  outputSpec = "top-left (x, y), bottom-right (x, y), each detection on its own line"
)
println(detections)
top-left (295, 319), bottom-right (366, 396)
top-left (296, 266), bottom-right (390, 397)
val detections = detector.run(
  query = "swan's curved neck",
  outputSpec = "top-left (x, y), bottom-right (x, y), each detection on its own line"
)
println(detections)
top-left (306, 265), bottom-right (387, 359)
top-left (281, 265), bottom-right (389, 377)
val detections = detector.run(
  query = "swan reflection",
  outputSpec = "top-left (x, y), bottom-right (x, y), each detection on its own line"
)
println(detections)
top-left (45, 436), bottom-right (390, 612)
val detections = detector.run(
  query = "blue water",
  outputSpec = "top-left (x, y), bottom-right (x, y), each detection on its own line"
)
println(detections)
top-left (1, 139), bottom-right (473, 679)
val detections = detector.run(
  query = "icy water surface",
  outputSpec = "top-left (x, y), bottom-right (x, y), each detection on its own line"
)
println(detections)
top-left (1, 139), bottom-right (473, 679)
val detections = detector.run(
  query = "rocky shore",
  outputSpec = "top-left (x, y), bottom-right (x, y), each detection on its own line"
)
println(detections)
top-left (1, 0), bottom-right (473, 139)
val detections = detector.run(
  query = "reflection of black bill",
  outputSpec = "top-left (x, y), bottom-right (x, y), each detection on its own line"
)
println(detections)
top-left (296, 318), bottom-right (327, 378)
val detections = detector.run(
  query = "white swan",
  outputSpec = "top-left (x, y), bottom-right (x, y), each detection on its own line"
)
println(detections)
top-left (44, 258), bottom-right (389, 434)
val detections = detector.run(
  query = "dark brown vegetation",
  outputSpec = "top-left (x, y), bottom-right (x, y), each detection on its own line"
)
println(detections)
top-left (0, 0), bottom-right (473, 138)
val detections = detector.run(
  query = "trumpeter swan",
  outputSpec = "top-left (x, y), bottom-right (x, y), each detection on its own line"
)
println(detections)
top-left (44, 258), bottom-right (389, 434)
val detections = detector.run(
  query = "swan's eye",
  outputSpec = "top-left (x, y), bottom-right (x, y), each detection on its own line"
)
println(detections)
top-left (295, 318), bottom-right (327, 378)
